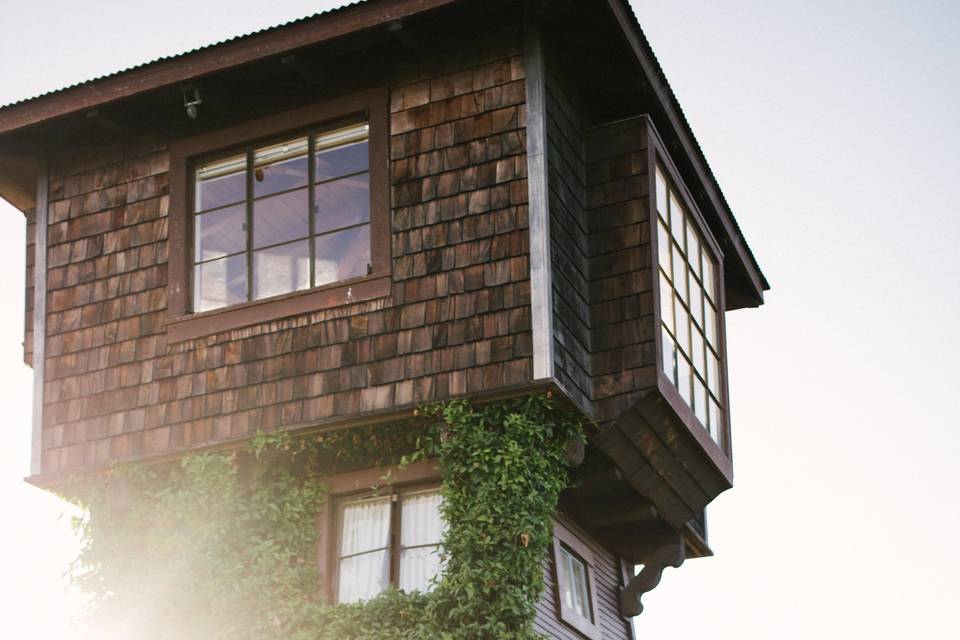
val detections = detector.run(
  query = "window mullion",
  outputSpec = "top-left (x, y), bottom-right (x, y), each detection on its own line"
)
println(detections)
top-left (308, 134), bottom-right (316, 288)
top-left (390, 491), bottom-right (400, 588)
top-left (245, 148), bottom-right (254, 301)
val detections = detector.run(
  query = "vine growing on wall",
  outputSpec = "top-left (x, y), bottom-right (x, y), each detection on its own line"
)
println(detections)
top-left (65, 393), bottom-right (582, 640)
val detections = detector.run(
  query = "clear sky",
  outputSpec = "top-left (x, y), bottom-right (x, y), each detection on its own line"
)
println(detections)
top-left (0, 1), bottom-right (957, 637)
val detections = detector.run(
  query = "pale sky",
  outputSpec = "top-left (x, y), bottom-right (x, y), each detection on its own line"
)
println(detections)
top-left (0, 1), bottom-right (957, 638)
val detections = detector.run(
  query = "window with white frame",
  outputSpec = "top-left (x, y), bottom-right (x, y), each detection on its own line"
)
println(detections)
top-left (335, 487), bottom-right (445, 604)
top-left (655, 164), bottom-right (725, 448)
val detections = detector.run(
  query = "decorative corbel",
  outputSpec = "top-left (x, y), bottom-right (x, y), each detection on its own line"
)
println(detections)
top-left (620, 533), bottom-right (685, 617)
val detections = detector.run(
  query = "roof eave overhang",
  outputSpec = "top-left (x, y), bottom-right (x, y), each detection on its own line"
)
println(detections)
top-left (606, 0), bottom-right (769, 305)
top-left (0, 0), bottom-right (457, 140)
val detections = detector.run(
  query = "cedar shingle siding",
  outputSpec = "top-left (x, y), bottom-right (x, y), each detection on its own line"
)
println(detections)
top-left (37, 23), bottom-right (532, 474)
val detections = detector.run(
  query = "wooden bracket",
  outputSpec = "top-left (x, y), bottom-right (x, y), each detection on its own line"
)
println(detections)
top-left (620, 533), bottom-right (685, 617)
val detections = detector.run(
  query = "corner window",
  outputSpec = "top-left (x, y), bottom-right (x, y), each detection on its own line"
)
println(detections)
top-left (336, 487), bottom-right (445, 604)
top-left (552, 520), bottom-right (600, 639)
top-left (192, 123), bottom-right (372, 313)
top-left (655, 164), bottom-right (725, 448)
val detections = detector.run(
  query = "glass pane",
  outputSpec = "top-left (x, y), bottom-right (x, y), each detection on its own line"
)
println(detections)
top-left (692, 330), bottom-right (705, 378)
top-left (659, 272), bottom-right (674, 332)
top-left (655, 167), bottom-right (668, 221)
top-left (670, 192), bottom-right (685, 248)
top-left (661, 326), bottom-right (676, 382)
top-left (709, 396), bottom-right (723, 446)
top-left (707, 349), bottom-right (721, 396)
top-left (340, 497), bottom-right (391, 556)
top-left (315, 173), bottom-right (370, 235)
top-left (194, 203), bottom-right (246, 262)
top-left (253, 137), bottom-right (308, 198)
top-left (399, 546), bottom-right (443, 594)
top-left (657, 220), bottom-right (671, 275)
top-left (253, 239), bottom-right (310, 300)
top-left (677, 355), bottom-right (692, 405)
top-left (401, 491), bottom-right (444, 547)
top-left (694, 376), bottom-right (708, 426)
top-left (690, 279), bottom-right (703, 328)
top-left (558, 546), bottom-right (591, 621)
top-left (674, 298), bottom-right (689, 356)
top-left (253, 187), bottom-right (309, 249)
top-left (194, 253), bottom-right (247, 312)
top-left (705, 302), bottom-right (718, 347)
top-left (703, 251), bottom-right (716, 301)
top-left (687, 223), bottom-right (701, 277)
top-left (316, 138), bottom-right (369, 182)
top-left (673, 245), bottom-right (687, 302)
top-left (195, 153), bottom-right (247, 212)
top-left (315, 225), bottom-right (371, 286)
top-left (338, 550), bottom-right (389, 604)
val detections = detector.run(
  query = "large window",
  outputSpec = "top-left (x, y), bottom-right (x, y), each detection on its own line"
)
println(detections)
top-left (166, 89), bottom-right (389, 342)
top-left (192, 122), bottom-right (372, 313)
top-left (655, 165), bottom-right (725, 448)
top-left (335, 487), bottom-right (445, 604)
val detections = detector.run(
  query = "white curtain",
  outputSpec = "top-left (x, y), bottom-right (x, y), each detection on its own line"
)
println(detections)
top-left (399, 491), bottom-right (444, 593)
top-left (337, 497), bottom-right (391, 603)
top-left (558, 546), bottom-right (590, 619)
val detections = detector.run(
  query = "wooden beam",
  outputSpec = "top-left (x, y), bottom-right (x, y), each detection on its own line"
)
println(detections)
top-left (0, 0), bottom-right (458, 137)
top-left (620, 531), bottom-right (684, 617)
top-left (30, 162), bottom-right (48, 476)
top-left (523, 12), bottom-right (554, 382)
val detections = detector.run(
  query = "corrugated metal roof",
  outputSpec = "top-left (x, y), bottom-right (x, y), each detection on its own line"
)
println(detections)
top-left (615, 0), bottom-right (768, 291)
top-left (0, 1), bottom-right (363, 112)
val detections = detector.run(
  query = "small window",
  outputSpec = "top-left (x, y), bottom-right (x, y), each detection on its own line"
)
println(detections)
top-left (552, 520), bottom-right (600, 639)
top-left (192, 123), bottom-right (372, 313)
top-left (336, 487), bottom-right (444, 604)
top-left (655, 164), bottom-right (726, 449)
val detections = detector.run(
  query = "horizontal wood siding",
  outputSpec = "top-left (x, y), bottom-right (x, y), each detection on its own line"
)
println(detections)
top-left (534, 518), bottom-right (633, 640)
top-left (36, 23), bottom-right (533, 475)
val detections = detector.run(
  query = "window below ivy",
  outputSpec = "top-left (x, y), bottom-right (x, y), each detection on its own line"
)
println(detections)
top-left (335, 486), bottom-right (445, 604)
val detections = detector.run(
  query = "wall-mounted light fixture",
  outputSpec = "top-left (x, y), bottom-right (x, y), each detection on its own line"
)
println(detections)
top-left (181, 86), bottom-right (202, 120)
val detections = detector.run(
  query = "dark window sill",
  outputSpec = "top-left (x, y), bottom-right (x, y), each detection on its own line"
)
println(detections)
top-left (166, 273), bottom-right (391, 342)
top-left (656, 372), bottom-right (733, 484)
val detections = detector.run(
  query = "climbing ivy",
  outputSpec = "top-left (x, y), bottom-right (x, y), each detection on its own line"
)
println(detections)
top-left (65, 393), bottom-right (582, 639)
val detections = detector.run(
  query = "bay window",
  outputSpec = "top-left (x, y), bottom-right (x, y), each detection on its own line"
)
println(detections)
top-left (655, 164), bottom-right (726, 449)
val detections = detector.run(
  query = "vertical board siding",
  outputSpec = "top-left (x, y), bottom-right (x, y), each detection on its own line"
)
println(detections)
top-left (36, 26), bottom-right (534, 475)
top-left (534, 518), bottom-right (633, 640)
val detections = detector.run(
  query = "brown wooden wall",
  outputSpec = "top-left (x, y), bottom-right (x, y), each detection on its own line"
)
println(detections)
top-left (34, 24), bottom-right (533, 475)
top-left (544, 57), bottom-right (657, 427)
top-left (534, 517), bottom-right (634, 640)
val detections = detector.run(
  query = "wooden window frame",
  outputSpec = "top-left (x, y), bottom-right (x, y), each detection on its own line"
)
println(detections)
top-left (552, 518), bottom-right (601, 640)
top-left (314, 459), bottom-right (442, 604)
top-left (647, 120), bottom-right (733, 477)
top-left (167, 87), bottom-right (391, 342)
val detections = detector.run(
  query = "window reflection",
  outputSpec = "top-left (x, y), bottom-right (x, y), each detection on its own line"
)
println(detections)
top-left (192, 122), bottom-right (371, 312)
